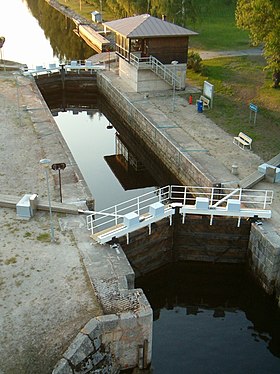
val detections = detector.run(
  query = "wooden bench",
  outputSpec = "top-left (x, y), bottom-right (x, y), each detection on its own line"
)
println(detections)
top-left (199, 95), bottom-right (210, 109)
top-left (233, 132), bottom-right (252, 150)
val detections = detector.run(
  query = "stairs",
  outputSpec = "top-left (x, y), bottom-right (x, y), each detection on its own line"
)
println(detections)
top-left (130, 54), bottom-right (181, 89)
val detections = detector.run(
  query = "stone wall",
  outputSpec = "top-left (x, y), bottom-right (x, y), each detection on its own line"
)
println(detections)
top-left (97, 73), bottom-right (214, 188)
top-left (248, 223), bottom-right (280, 304)
top-left (52, 241), bottom-right (153, 374)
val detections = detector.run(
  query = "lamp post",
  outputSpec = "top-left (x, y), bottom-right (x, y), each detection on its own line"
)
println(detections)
top-left (40, 158), bottom-right (55, 242)
top-left (171, 60), bottom-right (178, 112)
top-left (13, 72), bottom-right (21, 126)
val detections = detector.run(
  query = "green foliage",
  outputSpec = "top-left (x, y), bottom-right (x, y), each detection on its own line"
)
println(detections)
top-left (236, 0), bottom-right (280, 88)
top-left (187, 51), bottom-right (202, 72)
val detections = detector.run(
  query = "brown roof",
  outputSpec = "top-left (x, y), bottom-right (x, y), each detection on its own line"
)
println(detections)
top-left (103, 14), bottom-right (198, 39)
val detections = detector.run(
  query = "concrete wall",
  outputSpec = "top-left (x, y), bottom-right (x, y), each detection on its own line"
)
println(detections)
top-left (119, 59), bottom-right (186, 92)
top-left (248, 223), bottom-right (280, 305)
top-left (98, 73), bottom-right (214, 187)
top-left (119, 59), bottom-right (171, 92)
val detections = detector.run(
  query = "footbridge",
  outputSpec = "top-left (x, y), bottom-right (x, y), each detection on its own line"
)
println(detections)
top-left (86, 185), bottom-right (273, 245)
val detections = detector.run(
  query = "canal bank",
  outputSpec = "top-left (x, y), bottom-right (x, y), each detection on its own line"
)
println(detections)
top-left (0, 70), bottom-right (153, 374)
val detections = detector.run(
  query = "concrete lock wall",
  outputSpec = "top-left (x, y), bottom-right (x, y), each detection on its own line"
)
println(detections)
top-left (97, 73), bottom-right (213, 187)
top-left (248, 224), bottom-right (280, 302)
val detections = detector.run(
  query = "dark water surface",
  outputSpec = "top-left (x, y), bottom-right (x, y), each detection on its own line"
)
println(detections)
top-left (3, 1), bottom-right (280, 372)
top-left (137, 263), bottom-right (280, 373)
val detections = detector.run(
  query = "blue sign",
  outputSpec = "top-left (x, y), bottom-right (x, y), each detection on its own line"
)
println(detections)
top-left (249, 103), bottom-right (258, 112)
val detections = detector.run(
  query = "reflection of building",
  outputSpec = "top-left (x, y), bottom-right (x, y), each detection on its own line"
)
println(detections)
top-left (104, 133), bottom-right (157, 190)
top-left (115, 133), bottom-right (145, 172)
top-left (103, 14), bottom-right (197, 92)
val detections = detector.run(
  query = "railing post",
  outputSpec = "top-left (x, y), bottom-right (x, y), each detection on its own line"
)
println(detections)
top-left (264, 190), bottom-right (268, 209)
top-left (183, 186), bottom-right (187, 205)
top-left (114, 205), bottom-right (118, 225)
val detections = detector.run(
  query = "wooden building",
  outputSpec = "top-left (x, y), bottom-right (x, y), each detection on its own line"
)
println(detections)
top-left (103, 14), bottom-right (197, 92)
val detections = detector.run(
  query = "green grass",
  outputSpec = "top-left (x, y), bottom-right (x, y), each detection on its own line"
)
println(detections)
top-left (188, 0), bottom-right (250, 50)
top-left (187, 55), bottom-right (280, 161)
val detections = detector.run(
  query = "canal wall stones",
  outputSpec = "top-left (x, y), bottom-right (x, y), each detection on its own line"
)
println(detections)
top-left (248, 223), bottom-right (280, 304)
top-left (97, 73), bottom-right (214, 187)
top-left (52, 239), bottom-right (152, 374)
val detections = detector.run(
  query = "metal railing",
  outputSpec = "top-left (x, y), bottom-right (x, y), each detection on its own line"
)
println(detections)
top-left (86, 185), bottom-right (274, 236)
top-left (130, 54), bottom-right (181, 89)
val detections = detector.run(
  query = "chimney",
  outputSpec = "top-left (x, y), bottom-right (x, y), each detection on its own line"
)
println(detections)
top-left (162, 14), bottom-right (166, 21)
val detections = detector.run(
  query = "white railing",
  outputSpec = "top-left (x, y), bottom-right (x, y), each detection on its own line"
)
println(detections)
top-left (86, 185), bottom-right (274, 236)
top-left (130, 54), bottom-right (181, 88)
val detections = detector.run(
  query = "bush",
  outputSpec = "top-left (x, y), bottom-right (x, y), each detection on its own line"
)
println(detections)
top-left (187, 51), bottom-right (202, 73)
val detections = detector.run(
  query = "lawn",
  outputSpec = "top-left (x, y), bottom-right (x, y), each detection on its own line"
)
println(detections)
top-left (186, 55), bottom-right (280, 161)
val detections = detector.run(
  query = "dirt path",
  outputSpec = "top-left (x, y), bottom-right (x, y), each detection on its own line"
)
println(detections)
top-left (197, 47), bottom-right (263, 60)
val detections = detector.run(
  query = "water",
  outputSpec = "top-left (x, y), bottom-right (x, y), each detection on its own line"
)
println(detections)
top-left (137, 263), bottom-right (280, 373)
top-left (55, 110), bottom-right (155, 210)
top-left (3, 1), bottom-right (280, 372)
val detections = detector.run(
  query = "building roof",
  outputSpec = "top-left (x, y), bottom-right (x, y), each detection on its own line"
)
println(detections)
top-left (103, 14), bottom-right (198, 39)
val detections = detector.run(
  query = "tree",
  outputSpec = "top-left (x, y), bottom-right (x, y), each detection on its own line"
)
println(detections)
top-left (236, 0), bottom-right (280, 88)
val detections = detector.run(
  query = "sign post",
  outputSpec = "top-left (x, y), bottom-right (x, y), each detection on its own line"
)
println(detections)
top-left (52, 163), bottom-right (66, 203)
top-left (249, 103), bottom-right (258, 124)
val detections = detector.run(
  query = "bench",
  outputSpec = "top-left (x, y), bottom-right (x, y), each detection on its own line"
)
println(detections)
top-left (199, 95), bottom-right (210, 109)
top-left (233, 132), bottom-right (252, 150)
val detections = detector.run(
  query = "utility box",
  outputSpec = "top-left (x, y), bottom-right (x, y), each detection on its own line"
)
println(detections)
top-left (226, 199), bottom-right (240, 212)
top-left (195, 197), bottom-right (209, 210)
top-left (16, 194), bottom-right (38, 218)
top-left (123, 212), bottom-right (139, 228)
top-left (91, 11), bottom-right (102, 23)
top-left (149, 202), bottom-right (164, 217)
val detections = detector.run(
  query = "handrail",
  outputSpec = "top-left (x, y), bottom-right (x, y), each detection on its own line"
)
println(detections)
top-left (86, 185), bottom-right (274, 236)
top-left (130, 54), bottom-right (181, 89)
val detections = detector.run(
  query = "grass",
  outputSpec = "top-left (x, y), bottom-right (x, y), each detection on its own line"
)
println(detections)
top-left (36, 233), bottom-right (51, 242)
top-left (187, 55), bottom-right (280, 161)
top-left (188, 0), bottom-right (250, 50)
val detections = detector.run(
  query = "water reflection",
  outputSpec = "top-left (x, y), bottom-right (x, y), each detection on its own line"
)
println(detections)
top-left (1, 0), bottom-right (94, 68)
top-left (26, 0), bottom-right (95, 62)
top-left (136, 262), bottom-right (280, 373)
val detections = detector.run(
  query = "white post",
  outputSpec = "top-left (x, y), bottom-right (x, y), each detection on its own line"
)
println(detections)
top-left (171, 60), bottom-right (178, 112)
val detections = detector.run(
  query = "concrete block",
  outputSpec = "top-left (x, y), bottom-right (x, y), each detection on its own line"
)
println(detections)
top-left (16, 194), bottom-right (32, 218)
top-left (81, 318), bottom-right (101, 341)
top-left (149, 202), bottom-right (164, 217)
top-left (195, 197), bottom-right (209, 210)
top-left (123, 212), bottom-right (139, 228)
top-left (52, 358), bottom-right (73, 374)
top-left (96, 314), bottom-right (119, 333)
top-left (258, 163), bottom-right (280, 182)
top-left (226, 199), bottom-right (241, 212)
top-left (63, 333), bottom-right (94, 366)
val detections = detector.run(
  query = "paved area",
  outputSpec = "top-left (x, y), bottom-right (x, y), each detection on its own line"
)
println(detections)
top-left (0, 71), bottom-right (103, 374)
top-left (1, 63), bottom-right (280, 373)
